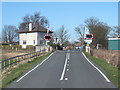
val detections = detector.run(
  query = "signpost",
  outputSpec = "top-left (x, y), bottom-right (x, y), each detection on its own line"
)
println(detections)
top-left (44, 27), bottom-right (52, 52)
top-left (84, 39), bottom-right (92, 44)
top-left (44, 27), bottom-right (52, 45)
top-left (84, 34), bottom-right (93, 53)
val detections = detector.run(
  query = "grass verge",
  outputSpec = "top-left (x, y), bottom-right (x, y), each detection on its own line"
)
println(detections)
top-left (2, 52), bottom-right (51, 88)
top-left (83, 51), bottom-right (120, 88)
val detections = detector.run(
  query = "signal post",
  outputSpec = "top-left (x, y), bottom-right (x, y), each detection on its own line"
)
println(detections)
top-left (44, 27), bottom-right (52, 52)
top-left (84, 34), bottom-right (93, 53)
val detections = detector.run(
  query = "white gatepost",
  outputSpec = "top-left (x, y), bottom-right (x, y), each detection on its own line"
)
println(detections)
top-left (84, 39), bottom-right (92, 54)
top-left (86, 45), bottom-right (90, 53)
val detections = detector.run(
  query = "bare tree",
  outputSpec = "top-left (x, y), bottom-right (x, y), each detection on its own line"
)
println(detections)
top-left (63, 41), bottom-right (71, 47)
top-left (85, 17), bottom-right (110, 48)
top-left (2, 25), bottom-right (18, 43)
top-left (111, 26), bottom-right (120, 37)
top-left (85, 17), bottom-right (99, 33)
top-left (74, 25), bottom-right (85, 45)
top-left (56, 25), bottom-right (70, 46)
top-left (19, 12), bottom-right (49, 31)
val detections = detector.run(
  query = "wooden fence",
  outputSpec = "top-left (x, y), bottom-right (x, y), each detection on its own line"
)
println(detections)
top-left (0, 49), bottom-right (46, 73)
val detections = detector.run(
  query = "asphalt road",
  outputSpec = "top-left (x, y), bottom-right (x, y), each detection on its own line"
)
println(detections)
top-left (7, 50), bottom-right (117, 88)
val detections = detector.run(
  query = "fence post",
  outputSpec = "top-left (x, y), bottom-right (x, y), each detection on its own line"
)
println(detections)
top-left (34, 53), bottom-right (35, 58)
top-left (29, 54), bottom-right (31, 61)
top-left (19, 57), bottom-right (21, 64)
top-left (9, 59), bottom-right (10, 67)
top-left (28, 54), bottom-right (29, 61)
top-left (13, 58), bottom-right (15, 66)
top-left (4, 61), bottom-right (5, 70)
top-left (8, 59), bottom-right (12, 71)
top-left (17, 57), bottom-right (19, 64)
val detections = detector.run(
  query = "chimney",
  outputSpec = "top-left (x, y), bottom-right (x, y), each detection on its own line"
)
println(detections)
top-left (29, 22), bottom-right (32, 31)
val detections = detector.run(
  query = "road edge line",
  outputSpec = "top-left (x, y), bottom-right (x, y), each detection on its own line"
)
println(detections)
top-left (16, 52), bottom-right (54, 82)
top-left (82, 52), bottom-right (110, 82)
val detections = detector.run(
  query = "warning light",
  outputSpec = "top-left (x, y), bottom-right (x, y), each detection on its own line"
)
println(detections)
top-left (85, 34), bottom-right (93, 39)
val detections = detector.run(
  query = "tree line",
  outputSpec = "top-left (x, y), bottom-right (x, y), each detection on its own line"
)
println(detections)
top-left (1, 12), bottom-right (119, 49)
top-left (2, 12), bottom-right (49, 44)
top-left (75, 17), bottom-right (120, 48)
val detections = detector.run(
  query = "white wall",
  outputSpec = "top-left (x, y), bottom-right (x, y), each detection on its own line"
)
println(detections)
top-left (19, 32), bottom-right (52, 47)
top-left (19, 32), bottom-right (37, 46)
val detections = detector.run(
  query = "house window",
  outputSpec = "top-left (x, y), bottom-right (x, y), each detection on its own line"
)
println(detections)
top-left (33, 40), bottom-right (35, 44)
top-left (23, 40), bottom-right (26, 44)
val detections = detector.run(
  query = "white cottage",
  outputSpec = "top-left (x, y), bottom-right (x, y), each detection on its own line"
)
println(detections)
top-left (18, 22), bottom-right (53, 48)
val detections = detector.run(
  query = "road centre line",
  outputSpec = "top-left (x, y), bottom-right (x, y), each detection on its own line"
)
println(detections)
top-left (67, 64), bottom-right (69, 66)
top-left (68, 61), bottom-right (69, 63)
top-left (67, 53), bottom-right (70, 60)
top-left (60, 53), bottom-right (68, 80)
top-left (67, 69), bottom-right (69, 71)
top-left (16, 52), bottom-right (54, 82)
top-left (65, 78), bottom-right (68, 80)
top-left (82, 52), bottom-right (110, 82)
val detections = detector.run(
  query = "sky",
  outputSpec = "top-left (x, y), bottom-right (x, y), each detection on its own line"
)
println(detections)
top-left (2, 2), bottom-right (118, 42)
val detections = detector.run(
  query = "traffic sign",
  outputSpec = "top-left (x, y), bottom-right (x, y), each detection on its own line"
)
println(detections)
top-left (84, 39), bottom-right (92, 44)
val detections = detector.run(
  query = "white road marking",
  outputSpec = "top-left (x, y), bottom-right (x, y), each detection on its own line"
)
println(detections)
top-left (82, 52), bottom-right (110, 82)
top-left (67, 69), bottom-right (69, 71)
top-left (68, 61), bottom-right (69, 63)
top-left (16, 52), bottom-right (54, 82)
top-left (65, 78), bottom-right (68, 80)
top-left (67, 53), bottom-right (70, 59)
top-left (67, 64), bottom-right (69, 66)
top-left (68, 50), bottom-right (70, 52)
top-left (60, 53), bottom-right (68, 80)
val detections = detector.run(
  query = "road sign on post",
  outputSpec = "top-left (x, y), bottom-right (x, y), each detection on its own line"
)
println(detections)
top-left (84, 34), bottom-right (93, 53)
top-left (84, 34), bottom-right (93, 44)
top-left (84, 39), bottom-right (92, 44)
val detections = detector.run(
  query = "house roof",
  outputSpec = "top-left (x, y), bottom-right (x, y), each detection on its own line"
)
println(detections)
top-left (18, 26), bottom-right (53, 33)
top-left (108, 37), bottom-right (120, 40)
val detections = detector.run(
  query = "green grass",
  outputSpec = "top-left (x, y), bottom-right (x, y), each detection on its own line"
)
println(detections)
top-left (83, 51), bottom-right (120, 88)
top-left (2, 52), bottom-right (51, 88)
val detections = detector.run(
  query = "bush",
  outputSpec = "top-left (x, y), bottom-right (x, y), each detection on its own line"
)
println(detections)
top-left (91, 49), bottom-right (119, 68)
top-left (26, 45), bottom-right (35, 50)
top-left (13, 45), bottom-right (22, 49)
top-left (1, 43), bottom-right (9, 45)
top-left (2, 45), bottom-right (22, 50)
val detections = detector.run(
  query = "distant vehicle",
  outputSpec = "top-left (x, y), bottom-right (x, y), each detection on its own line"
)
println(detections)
top-left (75, 47), bottom-right (79, 49)
top-left (57, 45), bottom-right (63, 50)
top-left (66, 46), bottom-right (69, 49)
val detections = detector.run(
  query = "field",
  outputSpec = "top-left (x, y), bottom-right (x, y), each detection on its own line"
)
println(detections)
top-left (0, 45), bottom-right (35, 60)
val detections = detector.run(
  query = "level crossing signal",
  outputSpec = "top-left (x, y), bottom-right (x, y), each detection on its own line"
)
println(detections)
top-left (85, 34), bottom-right (93, 39)
top-left (44, 35), bottom-right (52, 40)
